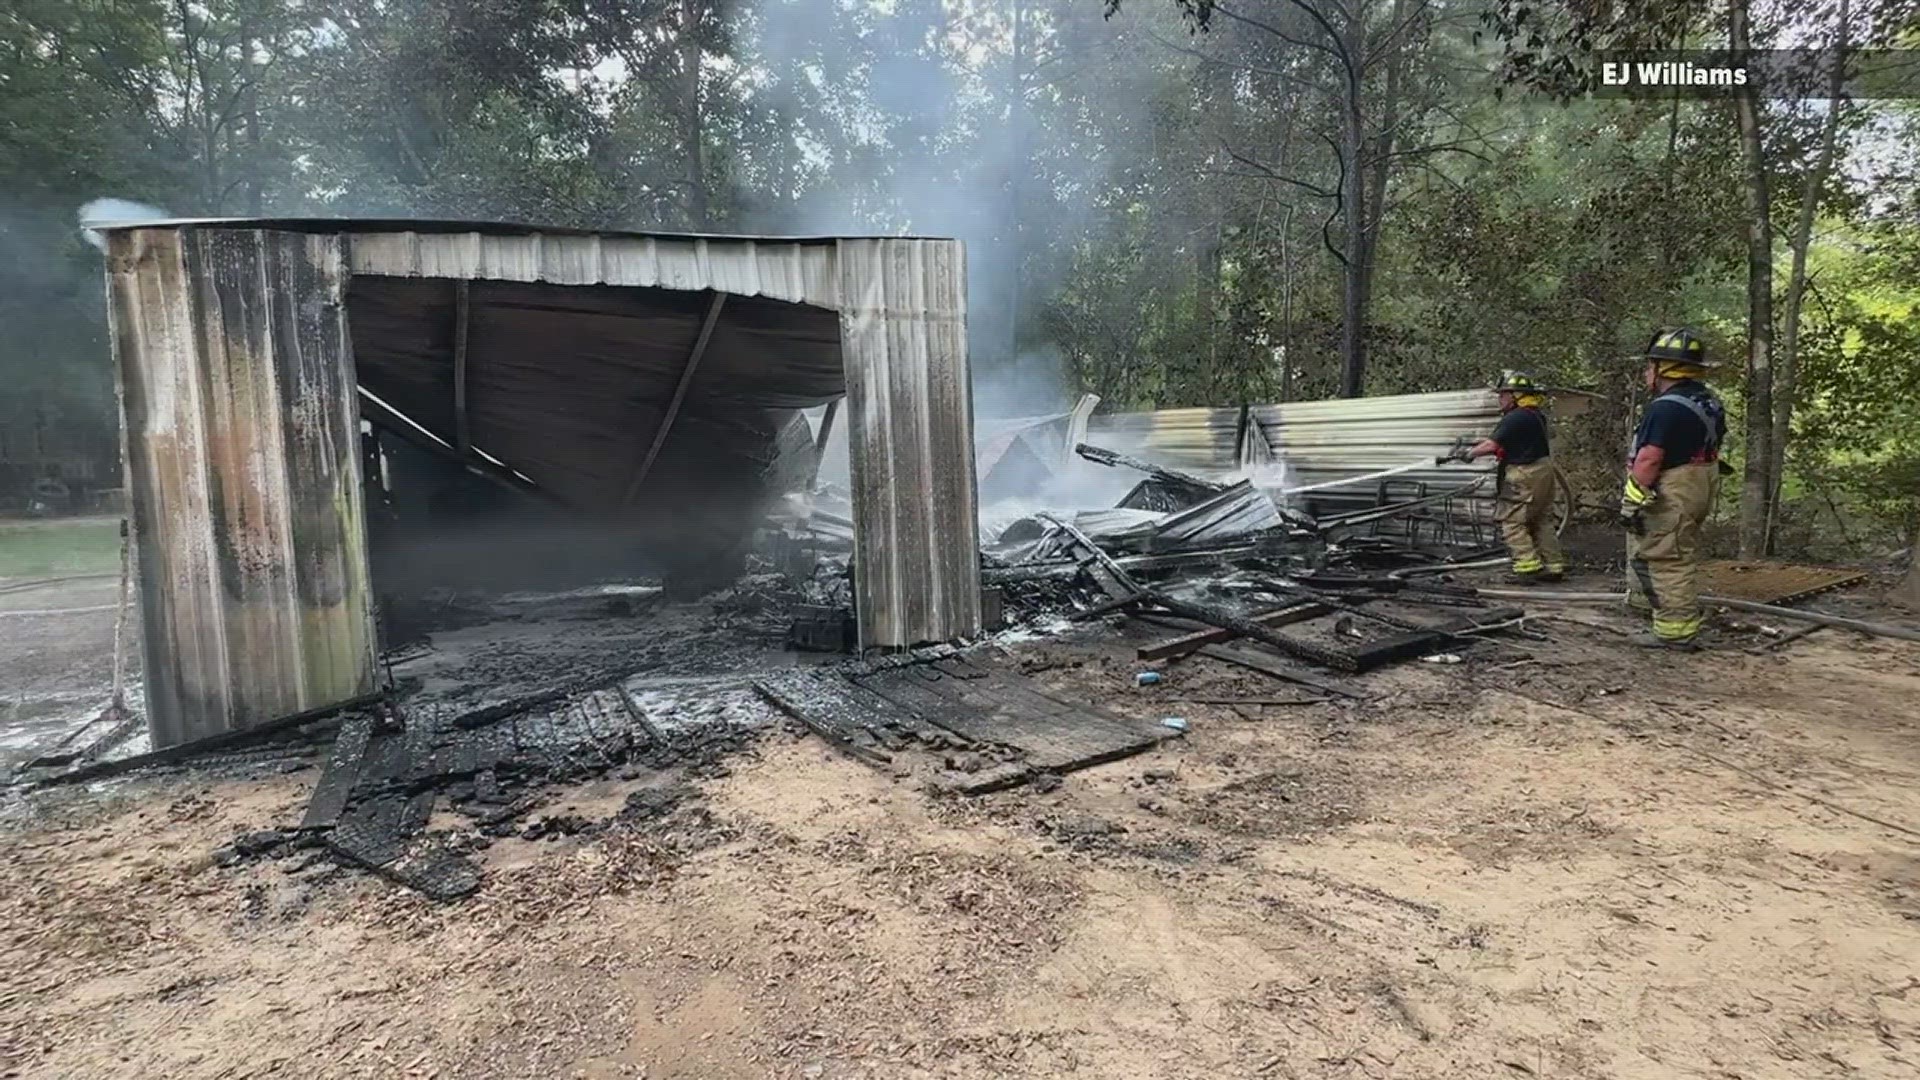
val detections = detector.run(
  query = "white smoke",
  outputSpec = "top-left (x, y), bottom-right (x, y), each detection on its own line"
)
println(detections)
top-left (78, 198), bottom-right (170, 252)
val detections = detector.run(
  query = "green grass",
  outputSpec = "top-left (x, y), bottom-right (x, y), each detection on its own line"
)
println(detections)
top-left (0, 518), bottom-right (122, 579)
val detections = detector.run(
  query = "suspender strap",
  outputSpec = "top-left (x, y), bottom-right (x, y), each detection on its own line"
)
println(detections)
top-left (1651, 391), bottom-right (1721, 453)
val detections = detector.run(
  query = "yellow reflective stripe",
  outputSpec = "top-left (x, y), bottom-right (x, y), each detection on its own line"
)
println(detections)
top-left (1512, 557), bottom-right (1544, 573)
top-left (1652, 615), bottom-right (1702, 640)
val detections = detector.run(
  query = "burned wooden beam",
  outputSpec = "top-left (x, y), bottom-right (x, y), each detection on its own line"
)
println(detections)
top-left (807, 397), bottom-right (840, 489)
top-left (1076, 442), bottom-right (1225, 493)
top-left (356, 388), bottom-right (560, 506)
top-left (980, 562), bottom-right (1082, 585)
top-left (453, 279), bottom-right (472, 456)
top-left (1137, 602), bottom-right (1333, 661)
top-left (1036, 511), bottom-right (1142, 599)
top-left (1136, 591), bottom-right (1362, 672)
top-left (1195, 644), bottom-right (1369, 699)
top-left (1068, 591), bottom-right (1152, 623)
top-left (624, 290), bottom-right (728, 505)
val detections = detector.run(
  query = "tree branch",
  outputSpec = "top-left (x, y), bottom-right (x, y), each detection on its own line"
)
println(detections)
top-left (1215, 142), bottom-right (1341, 198)
top-left (1365, 0), bottom-right (1436, 67)
top-left (1142, 25), bottom-right (1336, 96)
top-left (1318, 128), bottom-right (1350, 267)
top-left (1211, 1), bottom-right (1353, 81)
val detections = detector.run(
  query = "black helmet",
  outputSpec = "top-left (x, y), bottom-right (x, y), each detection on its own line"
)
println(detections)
top-left (1642, 328), bottom-right (1716, 369)
top-left (1496, 369), bottom-right (1541, 392)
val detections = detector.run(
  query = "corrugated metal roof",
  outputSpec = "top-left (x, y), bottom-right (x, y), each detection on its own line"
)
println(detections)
top-left (107, 227), bottom-right (378, 748)
top-left (89, 216), bottom-right (945, 243)
top-left (349, 231), bottom-right (844, 308)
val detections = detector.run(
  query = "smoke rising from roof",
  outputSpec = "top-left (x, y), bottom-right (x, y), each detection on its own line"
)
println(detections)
top-left (78, 199), bottom-right (170, 252)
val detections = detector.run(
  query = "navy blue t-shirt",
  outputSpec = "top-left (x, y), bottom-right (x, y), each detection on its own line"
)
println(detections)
top-left (1632, 380), bottom-right (1726, 465)
top-left (1490, 407), bottom-right (1549, 465)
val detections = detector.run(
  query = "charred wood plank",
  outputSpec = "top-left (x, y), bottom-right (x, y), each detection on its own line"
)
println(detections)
top-left (906, 670), bottom-right (1170, 773)
top-left (753, 672), bottom-right (897, 766)
top-left (1075, 442), bottom-right (1226, 493)
top-left (1194, 645), bottom-right (1369, 699)
top-left (1136, 602), bottom-right (1333, 660)
top-left (300, 713), bottom-right (375, 830)
top-left (1137, 592), bottom-right (1361, 672)
top-left (1035, 511), bottom-right (1141, 599)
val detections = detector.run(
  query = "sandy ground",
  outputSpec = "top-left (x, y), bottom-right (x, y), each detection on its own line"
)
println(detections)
top-left (3, 580), bottom-right (1920, 1079)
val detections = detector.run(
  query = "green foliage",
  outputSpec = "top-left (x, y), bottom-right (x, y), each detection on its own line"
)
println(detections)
top-left (2, 0), bottom-right (1918, 554)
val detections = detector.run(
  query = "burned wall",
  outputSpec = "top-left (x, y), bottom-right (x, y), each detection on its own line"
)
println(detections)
top-left (107, 226), bottom-right (378, 748)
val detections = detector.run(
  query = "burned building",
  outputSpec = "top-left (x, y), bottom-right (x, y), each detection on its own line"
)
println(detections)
top-left (100, 219), bottom-right (982, 749)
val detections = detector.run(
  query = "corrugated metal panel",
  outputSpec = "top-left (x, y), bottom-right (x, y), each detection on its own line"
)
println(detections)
top-left (1135, 480), bottom-right (1284, 546)
top-left (89, 215), bottom-right (926, 244)
top-left (1257, 390), bottom-right (1503, 494)
top-left (108, 228), bottom-right (377, 748)
top-left (838, 238), bottom-right (982, 648)
top-left (1085, 406), bottom-right (1241, 471)
top-left (349, 231), bottom-right (841, 308)
top-left (1086, 390), bottom-right (1504, 495)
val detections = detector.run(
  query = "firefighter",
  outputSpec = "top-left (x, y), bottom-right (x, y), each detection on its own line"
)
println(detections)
top-left (1620, 328), bottom-right (1727, 650)
top-left (1439, 370), bottom-right (1564, 583)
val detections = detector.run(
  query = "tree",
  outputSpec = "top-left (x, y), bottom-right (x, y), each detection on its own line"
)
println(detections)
top-left (1767, 1), bottom-right (1853, 546)
top-left (1106, 0), bottom-right (1466, 398)
top-left (1727, 0), bottom-right (1776, 555)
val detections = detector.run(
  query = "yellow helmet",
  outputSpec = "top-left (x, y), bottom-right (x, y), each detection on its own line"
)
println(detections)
top-left (1642, 328), bottom-right (1716, 377)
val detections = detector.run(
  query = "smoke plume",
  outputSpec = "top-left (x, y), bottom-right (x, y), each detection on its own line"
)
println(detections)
top-left (78, 199), bottom-right (170, 253)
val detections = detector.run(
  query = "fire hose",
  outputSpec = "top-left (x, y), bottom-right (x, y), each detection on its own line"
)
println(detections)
top-left (1279, 457), bottom-right (1476, 497)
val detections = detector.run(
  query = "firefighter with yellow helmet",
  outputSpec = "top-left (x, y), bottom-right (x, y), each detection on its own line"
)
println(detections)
top-left (1620, 328), bottom-right (1727, 650)
top-left (1439, 370), bottom-right (1565, 583)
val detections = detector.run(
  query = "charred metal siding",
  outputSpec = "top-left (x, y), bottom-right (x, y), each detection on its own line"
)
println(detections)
top-left (352, 228), bottom-right (981, 648)
top-left (838, 238), bottom-right (981, 648)
top-left (103, 219), bottom-right (980, 680)
top-left (107, 228), bottom-right (377, 748)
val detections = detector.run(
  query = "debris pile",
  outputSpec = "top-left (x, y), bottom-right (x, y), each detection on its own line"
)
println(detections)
top-left (976, 442), bottom-right (1520, 665)
top-left (287, 675), bottom-right (768, 900)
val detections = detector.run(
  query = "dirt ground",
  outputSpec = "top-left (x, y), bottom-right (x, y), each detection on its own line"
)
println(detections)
top-left (4, 575), bottom-right (1920, 1079)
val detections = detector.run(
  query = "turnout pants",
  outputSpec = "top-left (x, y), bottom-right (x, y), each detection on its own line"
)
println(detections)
top-left (1496, 459), bottom-right (1564, 576)
top-left (1626, 462), bottom-right (1718, 641)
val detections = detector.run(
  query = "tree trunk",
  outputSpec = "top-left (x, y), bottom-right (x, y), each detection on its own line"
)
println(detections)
top-left (1007, 0), bottom-right (1029, 365)
top-left (1658, 90), bottom-right (1683, 314)
top-left (1901, 497), bottom-right (1920, 610)
top-left (680, 0), bottom-right (709, 229)
top-left (1766, 0), bottom-right (1850, 549)
top-left (1729, 0), bottom-right (1775, 557)
top-left (1338, 28), bottom-right (1367, 400)
top-left (1280, 204), bottom-right (1296, 404)
top-left (1360, 0), bottom-right (1411, 302)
